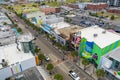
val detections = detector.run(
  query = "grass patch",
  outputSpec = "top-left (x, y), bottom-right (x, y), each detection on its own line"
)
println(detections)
top-left (11, 3), bottom-right (39, 14)
top-left (46, 2), bottom-right (60, 7)
top-left (81, 0), bottom-right (91, 2)
top-left (97, 11), bottom-right (120, 20)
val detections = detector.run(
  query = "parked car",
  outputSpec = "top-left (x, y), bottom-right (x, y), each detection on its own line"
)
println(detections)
top-left (69, 70), bottom-right (80, 80)
top-left (45, 56), bottom-right (50, 61)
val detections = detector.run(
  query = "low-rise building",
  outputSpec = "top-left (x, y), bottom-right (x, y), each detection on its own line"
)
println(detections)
top-left (57, 25), bottom-right (82, 48)
top-left (100, 47), bottom-right (120, 80)
top-left (65, 4), bottom-right (79, 9)
top-left (41, 15), bottom-right (64, 34)
top-left (86, 3), bottom-right (108, 11)
top-left (40, 5), bottom-right (60, 14)
top-left (0, 33), bottom-right (36, 80)
top-left (107, 7), bottom-right (120, 14)
top-left (79, 26), bottom-right (120, 67)
top-left (23, 11), bottom-right (45, 24)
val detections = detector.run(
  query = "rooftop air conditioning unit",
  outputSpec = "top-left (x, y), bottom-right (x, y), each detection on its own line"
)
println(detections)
top-left (1, 59), bottom-right (8, 67)
top-left (93, 34), bottom-right (98, 37)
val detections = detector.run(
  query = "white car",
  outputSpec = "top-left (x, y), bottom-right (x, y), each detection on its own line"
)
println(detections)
top-left (69, 70), bottom-right (80, 80)
top-left (45, 56), bottom-right (50, 61)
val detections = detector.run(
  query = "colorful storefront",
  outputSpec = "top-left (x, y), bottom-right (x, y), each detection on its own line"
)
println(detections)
top-left (79, 26), bottom-right (120, 67)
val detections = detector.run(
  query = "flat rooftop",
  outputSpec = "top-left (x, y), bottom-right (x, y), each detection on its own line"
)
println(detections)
top-left (80, 26), bottom-right (120, 48)
top-left (88, 2), bottom-right (107, 5)
top-left (109, 7), bottom-right (120, 10)
top-left (0, 43), bottom-right (33, 68)
top-left (50, 22), bottom-right (70, 29)
top-left (0, 12), bottom-right (12, 25)
top-left (0, 29), bottom-right (16, 46)
top-left (58, 25), bottom-right (83, 40)
top-left (107, 47), bottom-right (120, 62)
top-left (50, 22), bottom-right (70, 34)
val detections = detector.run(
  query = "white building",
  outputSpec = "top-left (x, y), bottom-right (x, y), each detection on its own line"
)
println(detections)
top-left (100, 47), bottom-right (120, 80)
top-left (0, 33), bottom-right (36, 80)
top-left (23, 11), bottom-right (45, 24)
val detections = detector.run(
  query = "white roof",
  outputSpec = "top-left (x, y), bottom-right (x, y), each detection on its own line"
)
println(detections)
top-left (0, 43), bottom-right (33, 68)
top-left (0, 12), bottom-right (12, 25)
top-left (60, 6), bottom-right (73, 11)
top-left (50, 22), bottom-right (70, 34)
top-left (17, 33), bottom-right (34, 42)
top-left (0, 29), bottom-right (16, 45)
top-left (108, 47), bottom-right (120, 62)
top-left (88, 2), bottom-right (107, 5)
top-left (50, 22), bottom-right (70, 29)
top-left (80, 26), bottom-right (120, 48)
top-left (25, 11), bottom-right (45, 19)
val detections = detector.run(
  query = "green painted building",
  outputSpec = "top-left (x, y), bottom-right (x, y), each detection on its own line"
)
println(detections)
top-left (79, 26), bottom-right (120, 67)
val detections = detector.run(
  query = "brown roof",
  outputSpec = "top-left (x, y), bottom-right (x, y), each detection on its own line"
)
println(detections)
top-left (58, 25), bottom-right (83, 40)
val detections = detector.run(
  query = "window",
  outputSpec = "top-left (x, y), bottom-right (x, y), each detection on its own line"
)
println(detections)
top-left (109, 57), bottom-right (114, 61)
top-left (114, 60), bottom-right (120, 70)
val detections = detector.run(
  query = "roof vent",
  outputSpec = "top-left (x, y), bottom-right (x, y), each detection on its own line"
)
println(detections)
top-left (1, 59), bottom-right (8, 67)
top-left (93, 34), bottom-right (98, 37)
top-left (102, 30), bottom-right (106, 34)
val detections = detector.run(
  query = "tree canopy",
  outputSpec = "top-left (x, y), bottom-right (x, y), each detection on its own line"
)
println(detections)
top-left (82, 59), bottom-right (90, 70)
top-left (38, 54), bottom-right (45, 61)
top-left (46, 63), bottom-right (54, 71)
top-left (96, 69), bottom-right (106, 78)
top-left (54, 73), bottom-right (64, 80)
top-left (71, 51), bottom-right (78, 57)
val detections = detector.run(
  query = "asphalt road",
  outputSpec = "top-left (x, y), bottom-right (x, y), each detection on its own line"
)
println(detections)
top-left (7, 9), bottom-right (95, 80)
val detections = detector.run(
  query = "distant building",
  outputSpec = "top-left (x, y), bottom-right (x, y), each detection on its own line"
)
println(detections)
top-left (41, 15), bottom-right (64, 34)
top-left (86, 3), bottom-right (108, 11)
top-left (93, 0), bottom-right (120, 7)
top-left (107, 7), bottom-right (120, 14)
top-left (23, 11), bottom-right (45, 24)
top-left (40, 5), bottom-right (60, 15)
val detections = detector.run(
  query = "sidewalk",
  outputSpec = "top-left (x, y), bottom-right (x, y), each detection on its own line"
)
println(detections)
top-left (36, 66), bottom-right (52, 80)
top-left (75, 59), bottom-right (109, 80)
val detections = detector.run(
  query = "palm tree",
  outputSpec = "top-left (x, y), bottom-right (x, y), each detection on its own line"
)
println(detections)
top-left (54, 73), bottom-right (64, 80)
top-left (46, 63), bottom-right (54, 75)
top-left (38, 54), bottom-right (45, 64)
top-left (96, 69), bottom-right (106, 80)
top-left (82, 59), bottom-right (90, 70)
